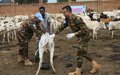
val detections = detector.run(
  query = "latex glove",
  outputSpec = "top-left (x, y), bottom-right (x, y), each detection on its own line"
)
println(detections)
top-left (66, 33), bottom-right (75, 39)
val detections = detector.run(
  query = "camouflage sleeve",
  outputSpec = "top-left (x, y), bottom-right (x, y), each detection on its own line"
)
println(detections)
top-left (29, 23), bottom-right (43, 37)
top-left (73, 17), bottom-right (89, 37)
top-left (55, 19), bottom-right (68, 35)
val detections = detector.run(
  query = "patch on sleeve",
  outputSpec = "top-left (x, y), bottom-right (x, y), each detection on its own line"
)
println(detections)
top-left (64, 20), bottom-right (66, 24)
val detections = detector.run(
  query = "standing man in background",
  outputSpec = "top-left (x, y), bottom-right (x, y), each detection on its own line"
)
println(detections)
top-left (35, 6), bottom-right (52, 62)
top-left (55, 5), bottom-right (100, 75)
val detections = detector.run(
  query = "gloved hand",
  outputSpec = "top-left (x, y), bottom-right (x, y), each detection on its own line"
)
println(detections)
top-left (66, 33), bottom-right (75, 39)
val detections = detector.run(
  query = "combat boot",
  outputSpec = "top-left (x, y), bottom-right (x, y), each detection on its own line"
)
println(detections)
top-left (90, 60), bottom-right (100, 74)
top-left (17, 55), bottom-right (24, 63)
top-left (68, 67), bottom-right (82, 75)
top-left (24, 59), bottom-right (33, 66)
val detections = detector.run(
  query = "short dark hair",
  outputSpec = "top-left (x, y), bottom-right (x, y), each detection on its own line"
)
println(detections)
top-left (39, 6), bottom-right (45, 12)
top-left (62, 5), bottom-right (72, 13)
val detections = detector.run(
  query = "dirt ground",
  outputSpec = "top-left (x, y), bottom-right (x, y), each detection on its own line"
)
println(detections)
top-left (0, 29), bottom-right (120, 75)
top-left (0, 30), bottom-right (120, 75)
top-left (0, 1), bottom-right (120, 75)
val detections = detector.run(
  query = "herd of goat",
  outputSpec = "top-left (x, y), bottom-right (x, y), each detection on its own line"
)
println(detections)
top-left (0, 9), bottom-right (120, 44)
top-left (0, 10), bottom-right (120, 75)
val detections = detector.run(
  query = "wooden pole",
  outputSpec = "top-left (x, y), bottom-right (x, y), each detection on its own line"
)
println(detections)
top-left (99, 0), bottom-right (102, 12)
top-left (99, 0), bottom-right (101, 12)
top-left (97, 0), bottom-right (100, 13)
top-left (39, 0), bottom-right (44, 7)
top-left (11, 0), bottom-right (15, 16)
top-left (68, 0), bottom-right (71, 5)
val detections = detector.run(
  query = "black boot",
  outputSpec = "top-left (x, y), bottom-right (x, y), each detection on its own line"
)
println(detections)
top-left (35, 51), bottom-right (39, 63)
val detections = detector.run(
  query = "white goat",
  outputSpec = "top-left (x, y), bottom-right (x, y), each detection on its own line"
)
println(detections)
top-left (2, 21), bottom-right (15, 43)
top-left (103, 10), bottom-right (120, 19)
top-left (107, 21), bottom-right (120, 38)
top-left (50, 18), bottom-right (64, 33)
top-left (0, 21), bottom-right (6, 36)
top-left (0, 15), bottom-right (30, 44)
top-left (35, 33), bottom-right (56, 75)
top-left (77, 14), bottom-right (91, 21)
top-left (50, 14), bottom-right (65, 33)
top-left (86, 21), bottom-right (106, 39)
top-left (77, 15), bottom-right (106, 39)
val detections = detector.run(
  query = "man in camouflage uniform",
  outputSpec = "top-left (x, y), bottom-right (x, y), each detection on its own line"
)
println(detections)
top-left (55, 6), bottom-right (100, 75)
top-left (17, 13), bottom-right (44, 66)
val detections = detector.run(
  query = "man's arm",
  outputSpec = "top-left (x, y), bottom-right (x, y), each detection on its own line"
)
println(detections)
top-left (29, 22), bottom-right (43, 36)
top-left (73, 17), bottom-right (89, 37)
top-left (55, 19), bottom-right (68, 35)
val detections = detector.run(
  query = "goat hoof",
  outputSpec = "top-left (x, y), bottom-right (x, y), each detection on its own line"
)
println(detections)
top-left (41, 63), bottom-right (50, 70)
top-left (53, 71), bottom-right (56, 74)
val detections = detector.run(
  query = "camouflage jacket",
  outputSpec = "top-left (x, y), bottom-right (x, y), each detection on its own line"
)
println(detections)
top-left (17, 19), bottom-right (43, 42)
top-left (56, 14), bottom-right (90, 39)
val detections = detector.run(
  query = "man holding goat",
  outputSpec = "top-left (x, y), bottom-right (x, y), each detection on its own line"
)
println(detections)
top-left (55, 5), bottom-right (100, 75)
top-left (17, 13), bottom-right (44, 66)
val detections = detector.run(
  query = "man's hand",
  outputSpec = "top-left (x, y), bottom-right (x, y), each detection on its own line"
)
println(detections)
top-left (66, 33), bottom-right (75, 39)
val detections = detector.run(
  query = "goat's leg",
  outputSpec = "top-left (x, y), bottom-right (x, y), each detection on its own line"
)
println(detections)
top-left (10, 31), bottom-right (12, 40)
top-left (2, 31), bottom-right (6, 44)
top-left (10, 31), bottom-right (12, 39)
top-left (11, 30), bottom-right (14, 40)
top-left (49, 42), bottom-right (56, 74)
top-left (93, 30), bottom-right (95, 39)
top-left (7, 32), bottom-right (10, 44)
top-left (35, 48), bottom-right (44, 75)
top-left (111, 31), bottom-right (114, 39)
top-left (14, 29), bottom-right (17, 40)
top-left (95, 32), bottom-right (97, 39)
top-left (93, 30), bottom-right (98, 39)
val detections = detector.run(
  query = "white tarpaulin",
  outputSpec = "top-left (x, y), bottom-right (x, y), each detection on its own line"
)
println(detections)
top-left (71, 5), bottom-right (86, 14)
top-left (47, 0), bottom-right (57, 3)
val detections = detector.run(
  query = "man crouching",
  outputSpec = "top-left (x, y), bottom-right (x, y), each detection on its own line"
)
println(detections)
top-left (17, 13), bottom-right (44, 66)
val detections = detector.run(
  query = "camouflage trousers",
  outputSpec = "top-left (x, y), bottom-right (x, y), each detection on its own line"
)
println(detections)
top-left (17, 31), bottom-right (32, 59)
top-left (18, 41), bottom-right (29, 59)
top-left (76, 37), bottom-right (93, 68)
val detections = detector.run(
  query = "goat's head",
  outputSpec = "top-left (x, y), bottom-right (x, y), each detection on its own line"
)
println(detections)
top-left (100, 21), bottom-right (106, 29)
